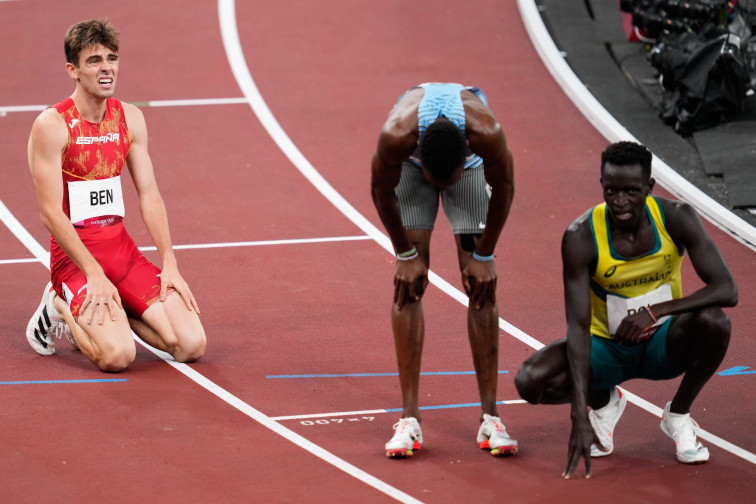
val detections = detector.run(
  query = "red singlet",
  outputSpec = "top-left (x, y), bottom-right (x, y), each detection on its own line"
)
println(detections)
top-left (49, 98), bottom-right (162, 318)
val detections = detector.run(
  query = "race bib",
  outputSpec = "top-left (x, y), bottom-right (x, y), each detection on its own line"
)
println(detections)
top-left (68, 176), bottom-right (125, 224)
top-left (606, 283), bottom-right (673, 337)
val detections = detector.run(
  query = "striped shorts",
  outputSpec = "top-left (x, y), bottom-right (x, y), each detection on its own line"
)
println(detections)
top-left (394, 161), bottom-right (490, 235)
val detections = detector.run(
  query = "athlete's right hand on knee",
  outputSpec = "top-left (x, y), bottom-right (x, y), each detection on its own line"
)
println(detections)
top-left (80, 272), bottom-right (123, 325)
top-left (393, 260), bottom-right (428, 309)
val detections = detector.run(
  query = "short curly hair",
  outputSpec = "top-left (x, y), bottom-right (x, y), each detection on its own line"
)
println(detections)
top-left (419, 118), bottom-right (467, 182)
top-left (601, 141), bottom-right (652, 179)
top-left (64, 18), bottom-right (120, 67)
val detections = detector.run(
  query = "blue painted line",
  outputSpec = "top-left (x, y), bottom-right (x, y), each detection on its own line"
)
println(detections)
top-left (268, 373), bottom-right (397, 379)
top-left (267, 371), bottom-right (509, 379)
top-left (0, 379), bottom-right (127, 385)
top-left (718, 366), bottom-right (756, 376)
top-left (385, 400), bottom-right (520, 413)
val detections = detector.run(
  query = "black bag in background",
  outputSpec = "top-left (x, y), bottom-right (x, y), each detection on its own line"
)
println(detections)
top-left (651, 29), bottom-right (749, 134)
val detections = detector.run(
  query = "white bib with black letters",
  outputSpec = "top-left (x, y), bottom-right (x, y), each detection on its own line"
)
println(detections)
top-left (606, 283), bottom-right (673, 337)
top-left (67, 176), bottom-right (125, 224)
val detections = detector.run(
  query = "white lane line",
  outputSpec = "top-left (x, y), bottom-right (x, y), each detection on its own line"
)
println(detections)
top-left (620, 389), bottom-right (756, 464)
top-left (218, 0), bottom-right (755, 468)
top-left (145, 344), bottom-right (425, 504)
top-left (137, 235), bottom-right (371, 252)
top-left (516, 0), bottom-right (756, 461)
top-left (2, 4), bottom-right (749, 494)
top-left (0, 195), bottom-right (422, 504)
top-left (0, 258), bottom-right (41, 265)
top-left (516, 0), bottom-right (756, 251)
top-left (273, 410), bottom-right (389, 422)
top-left (0, 97), bottom-right (247, 115)
top-left (218, 5), bottom-right (424, 503)
top-left (0, 234), bottom-right (371, 265)
top-left (216, 0), bottom-right (544, 351)
top-left (272, 400), bottom-right (528, 422)
top-left (146, 97), bottom-right (247, 107)
top-left (0, 200), bottom-right (50, 265)
top-left (0, 104), bottom-right (46, 114)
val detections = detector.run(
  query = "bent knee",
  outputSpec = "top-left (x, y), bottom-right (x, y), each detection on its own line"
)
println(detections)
top-left (176, 340), bottom-right (206, 363)
top-left (514, 362), bottom-right (541, 404)
top-left (96, 346), bottom-right (136, 373)
top-left (173, 331), bottom-right (207, 363)
top-left (690, 307), bottom-right (731, 344)
top-left (699, 306), bottom-right (730, 331)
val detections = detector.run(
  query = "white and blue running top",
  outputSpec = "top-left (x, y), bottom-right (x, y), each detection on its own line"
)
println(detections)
top-left (404, 82), bottom-right (489, 170)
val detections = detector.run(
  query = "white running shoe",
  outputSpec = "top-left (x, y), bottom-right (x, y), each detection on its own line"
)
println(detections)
top-left (65, 326), bottom-right (79, 350)
top-left (25, 282), bottom-right (72, 355)
top-left (477, 413), bottom-right (518, 456)
top-left (385, 417), bottom-right (423, 458)
top-left (660, 402), bottom-right (709, 464)
top-left (590, 387), bottom-right (627, 457)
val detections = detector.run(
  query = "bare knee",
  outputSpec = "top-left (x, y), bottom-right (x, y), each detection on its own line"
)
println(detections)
top-left (699, 307), bottom-right (730, 333)
top-left (96, 345), bottom-right (136, 373)
top-left (515, 361), bottom-right (542, 404)
top-left (174, 332), bottom-right (207, 363)
top-left (692, 307), bottom-right (731, 349)
top-left (514, 341), bottom-right (571, 404)
top-left (75, 317), bottom-right (135, 372)
top-left (165, 326), bottom-right (207, 363)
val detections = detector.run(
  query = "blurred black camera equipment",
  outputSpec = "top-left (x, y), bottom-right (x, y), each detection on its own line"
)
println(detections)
top-left (620, 0), bottom-right (751, 134)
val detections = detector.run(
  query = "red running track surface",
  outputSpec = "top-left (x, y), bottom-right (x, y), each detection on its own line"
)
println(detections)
top-left (1, 1), bottom-right (754, 503)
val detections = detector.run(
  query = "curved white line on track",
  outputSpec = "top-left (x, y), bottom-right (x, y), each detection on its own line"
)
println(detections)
top-left (0, 192), bottom-right (423, 504)
top-left (516, 1), bottom-right (756, 463)
top-left (217, 0), bottom-right (755, 467)
top-left (216, 4), bottom-right (422, 502)
top-left (0, 5), bottom-right (750, 496)
top-left (0, 200), bottom-right (50, 264)
top-left (516, 0), bottom-right (756, 252)
top-left (216, 0), bottom-right (544, 351)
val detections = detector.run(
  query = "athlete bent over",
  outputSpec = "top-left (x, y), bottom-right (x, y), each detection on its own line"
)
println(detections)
top-left (371, 83), bottom-right (517, 458)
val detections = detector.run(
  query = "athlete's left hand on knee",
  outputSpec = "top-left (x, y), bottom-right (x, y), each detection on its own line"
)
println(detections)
top-left (159, 268), bottom-right (200, 313)
top-left (463, 261), bottom-right (497, 309)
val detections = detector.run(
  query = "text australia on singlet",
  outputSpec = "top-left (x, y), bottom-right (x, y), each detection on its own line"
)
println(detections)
top-left (605, 263), bottom-right (674, 338)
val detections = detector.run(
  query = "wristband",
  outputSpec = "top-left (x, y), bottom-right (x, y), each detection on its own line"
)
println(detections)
top-left (397, 246), bottom-right (418, 261)
top-left (645, 306), bottom-right (658, 322)
top-left (472, 251), bottom-right (495, 262)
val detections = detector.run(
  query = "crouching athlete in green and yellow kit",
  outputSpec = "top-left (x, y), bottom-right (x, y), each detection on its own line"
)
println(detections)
top-left (514, 141), bottom-right (737, 478)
